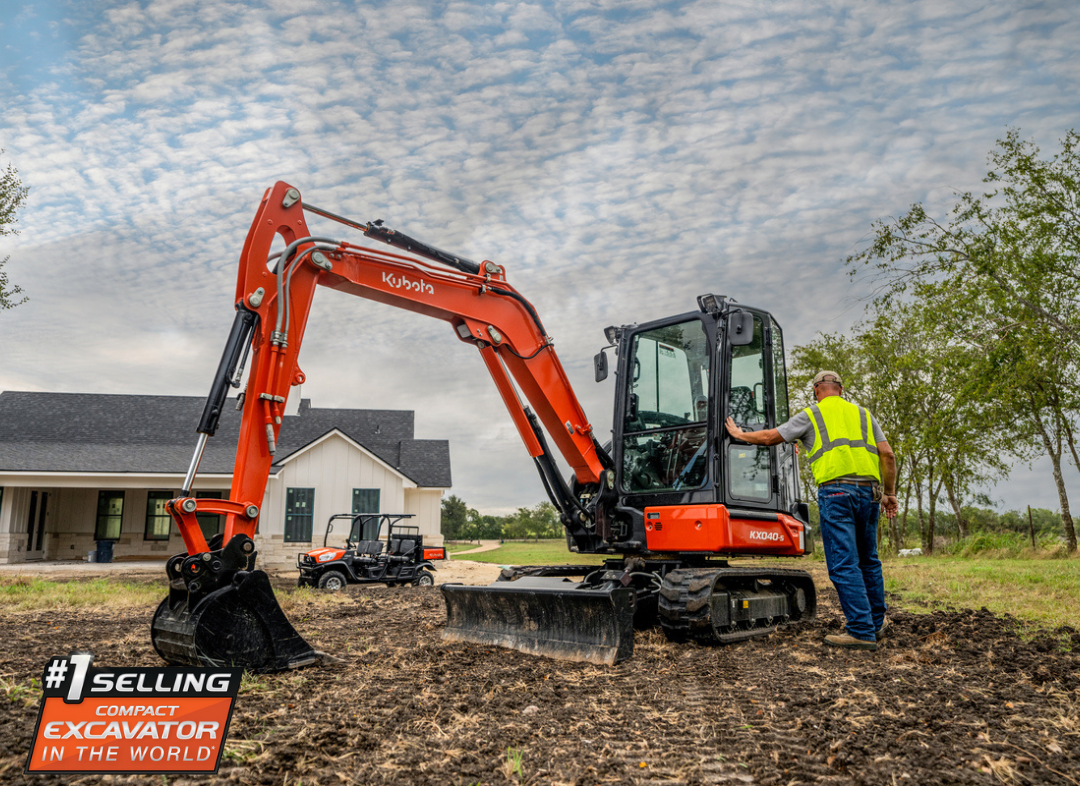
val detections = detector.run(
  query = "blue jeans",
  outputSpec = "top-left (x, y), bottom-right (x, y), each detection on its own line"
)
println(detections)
top-left (817, 484), bottom-right (887, 641)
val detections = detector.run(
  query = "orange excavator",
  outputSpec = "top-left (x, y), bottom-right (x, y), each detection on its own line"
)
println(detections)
top-left (151, 182), bottom-right (816, 671)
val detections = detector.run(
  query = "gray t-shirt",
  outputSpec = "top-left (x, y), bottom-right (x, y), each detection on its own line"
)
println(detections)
top-left (777, 402), bottom-right (886, 484)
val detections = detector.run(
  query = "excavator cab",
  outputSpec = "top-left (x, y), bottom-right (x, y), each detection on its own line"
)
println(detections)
top-left (601, 299), bottom-right (806, 548)
top-left (443, 296), bottom-right (815, 663)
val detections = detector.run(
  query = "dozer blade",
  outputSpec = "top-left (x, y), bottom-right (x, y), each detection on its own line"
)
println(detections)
top-left (152, 569), bottom-right (320, 673)
top-left (441, 577), bottom-right (636, 665)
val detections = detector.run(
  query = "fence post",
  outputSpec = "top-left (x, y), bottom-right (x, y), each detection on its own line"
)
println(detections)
top-left (1028, 505), bottom-right (1036, 549)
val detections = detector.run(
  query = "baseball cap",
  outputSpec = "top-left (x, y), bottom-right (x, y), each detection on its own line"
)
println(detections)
top-left (812, 370), bottom-right (843, 387)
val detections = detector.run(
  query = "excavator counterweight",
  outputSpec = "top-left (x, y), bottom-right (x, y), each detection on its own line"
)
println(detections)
top-left (150, 182), bottom-right (817, 671)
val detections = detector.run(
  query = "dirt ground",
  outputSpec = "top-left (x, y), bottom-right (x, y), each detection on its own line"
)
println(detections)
top-left (1, 561), bottom-right (1078, 786)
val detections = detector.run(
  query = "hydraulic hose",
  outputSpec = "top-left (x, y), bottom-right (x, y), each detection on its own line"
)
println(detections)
top-left (272, 236), bottom-right (340, 336)
top-left (280, 242), bottom-right (338, 344)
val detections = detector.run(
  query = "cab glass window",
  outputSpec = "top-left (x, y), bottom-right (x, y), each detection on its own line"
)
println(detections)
top-left (729, 315), bottom-right (766, 427)
top-left (728, 314), bottom-right (771, 501)
top-left (622, 319), bottom-right (710, 493)
top-left (728, 445), bottom-right (772, 501)
top-left (770, 317), bottom-right (789, 425)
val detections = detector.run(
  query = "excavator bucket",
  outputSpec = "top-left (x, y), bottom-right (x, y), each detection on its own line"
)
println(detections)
top-left (151, 540), bottom-right (320, 673)
top-left (441, 578), bottom-right (636, 665)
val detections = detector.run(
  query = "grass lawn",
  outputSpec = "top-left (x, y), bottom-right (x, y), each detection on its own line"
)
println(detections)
top-left (451, 540), bottom-right (606, 566)
top-left (883, 556), bottom-right (1080, 630)
top-left (0, 577), bottom-right (163, 610)
top-left (2, 549), bottom-right (1076, 634)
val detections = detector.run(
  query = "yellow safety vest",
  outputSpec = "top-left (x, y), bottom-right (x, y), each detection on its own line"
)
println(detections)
top-left (805, 396), bottom-right (881, 485)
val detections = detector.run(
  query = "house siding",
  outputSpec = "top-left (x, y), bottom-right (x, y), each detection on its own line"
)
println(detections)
top-left (241, 434), bottom-right (443, 566)
top-left (404, 488), bottom-right (445, 545)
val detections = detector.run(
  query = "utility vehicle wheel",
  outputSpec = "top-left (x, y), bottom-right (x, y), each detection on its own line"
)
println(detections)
top-left (318, 570), bottom-right (348, 591)
top-left (414, 571), bottom-right (435, 587)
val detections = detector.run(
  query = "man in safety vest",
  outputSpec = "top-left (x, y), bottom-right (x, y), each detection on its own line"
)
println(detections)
top-left (725, 371), bottom-right (898, 651)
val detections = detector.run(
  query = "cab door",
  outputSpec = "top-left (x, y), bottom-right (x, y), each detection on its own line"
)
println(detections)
top-left (767, 316), bottom-right (800, 514)
top-left (723, 310), bottom-right (791, 513)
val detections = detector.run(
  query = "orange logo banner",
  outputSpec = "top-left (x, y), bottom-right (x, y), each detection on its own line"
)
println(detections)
top-left (26, 653), bottom-right (240, 774)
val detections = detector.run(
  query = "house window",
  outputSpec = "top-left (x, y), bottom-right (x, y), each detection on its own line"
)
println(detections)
top-left (95, 491), bottom-right (125, 541)
top-left (352, 488), bottom-right (380, 515)
top-left (145, 491), bottom-right (173, 541)
top-left (285, 488), bottom-right (315, 543)
top-left (196, 492), bottom-right (223, 544)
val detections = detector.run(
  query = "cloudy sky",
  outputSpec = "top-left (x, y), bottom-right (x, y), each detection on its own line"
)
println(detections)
top-left (1, 0), bottom-right (1077, 515)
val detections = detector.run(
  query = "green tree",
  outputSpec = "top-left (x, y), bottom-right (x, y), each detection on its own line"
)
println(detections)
top-left (502, 507), bottom-right (531, 540)
top-left (440, 494), bottom-right (468, 540)
top-left (791, 304), bottom-right (1005, 554)
top-left (848, 129), bottom-right (1080, 551)
top-left (501, 502), bottom-right (561, 540)
top-left (528, 502), bottom-right (561, 539)
top-left (0, 152), bottom-right (29, 310)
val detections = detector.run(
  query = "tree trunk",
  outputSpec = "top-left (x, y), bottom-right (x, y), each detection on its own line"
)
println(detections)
top-left (1031, 407), bottom-right (1078, 553)
top-left (927, 475), bottom-right (945, 555)
top-left (924, 461), bottom-right (938, 555)
top-left (1047, 452), bottom-right (1076, 552)
top-left (943, 475), bottom-right (968, 539)
top-left (915, 478), bottom-right (926, 551)
top-left (898, 477), bottom-right (913, 553)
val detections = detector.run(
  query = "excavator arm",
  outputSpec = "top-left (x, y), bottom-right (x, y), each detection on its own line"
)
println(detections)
top-left (181, 181), bottom-right (605, 552)
top-left (153, 182), bottom-right (614, 670)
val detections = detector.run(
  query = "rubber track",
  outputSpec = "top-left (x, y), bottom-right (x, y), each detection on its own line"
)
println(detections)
top-left (658, 567), bottom-right (814, 645)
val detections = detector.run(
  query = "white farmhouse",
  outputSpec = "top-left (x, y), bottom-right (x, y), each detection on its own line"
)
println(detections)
top-left (0, 392), bottom-right (450, 564)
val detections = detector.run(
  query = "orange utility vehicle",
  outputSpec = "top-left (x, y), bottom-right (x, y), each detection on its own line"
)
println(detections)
top-left (298, 513), bottom-right (445, 589)
top-left (151, 182), bottom-right (816, 671)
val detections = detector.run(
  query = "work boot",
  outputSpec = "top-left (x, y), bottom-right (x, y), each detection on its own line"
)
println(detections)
top-left (824, 633), bottom-right (878, 651)
top-left (876, 618), bottom-right (889, 641)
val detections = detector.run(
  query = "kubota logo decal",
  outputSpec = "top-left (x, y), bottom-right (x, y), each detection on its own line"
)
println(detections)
top-left (382, 271), bottom-right (434, 295)
top-left (26, 652), bottom-right (239, 774)
top-left (748, 530), bottom-right (784, 542)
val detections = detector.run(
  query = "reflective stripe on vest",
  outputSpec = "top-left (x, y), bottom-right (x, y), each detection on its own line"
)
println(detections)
top-left (805, 396), bottom-right (881, 484)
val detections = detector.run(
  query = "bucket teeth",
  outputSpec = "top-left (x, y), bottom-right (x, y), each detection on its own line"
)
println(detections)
top-left (441, 578), bottom-right (636, 665)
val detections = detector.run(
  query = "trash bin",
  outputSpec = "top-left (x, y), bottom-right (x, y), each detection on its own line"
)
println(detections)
top-left (95, 540), bottom-right (115, 564)
top-left (87, 551), bottom-right (97, 563)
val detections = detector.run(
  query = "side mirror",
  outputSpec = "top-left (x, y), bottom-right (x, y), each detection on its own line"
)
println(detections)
top-left (594, 350), bottom-right (609, 382)
top-left (728, 311), bottom-right (754, 346)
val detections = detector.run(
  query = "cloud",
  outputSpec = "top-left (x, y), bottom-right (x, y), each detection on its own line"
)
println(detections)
top-left (1, 0), bottom-right (1078, 511)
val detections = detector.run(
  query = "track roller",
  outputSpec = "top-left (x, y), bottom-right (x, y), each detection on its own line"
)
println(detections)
top-left (658, 566), bottom-right (816, 645)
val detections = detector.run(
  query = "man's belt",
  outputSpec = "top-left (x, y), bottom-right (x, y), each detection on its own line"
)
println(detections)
top-left (819, 479), bottom-right (876, 488)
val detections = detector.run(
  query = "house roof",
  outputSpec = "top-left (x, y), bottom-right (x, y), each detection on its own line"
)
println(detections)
top-left (0, 391), bottom-right (451, 488)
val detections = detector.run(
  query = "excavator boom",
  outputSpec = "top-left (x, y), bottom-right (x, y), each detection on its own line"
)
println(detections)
top-left (153, 182), bottom-right (622, 669)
